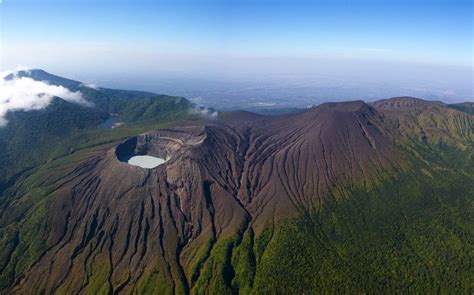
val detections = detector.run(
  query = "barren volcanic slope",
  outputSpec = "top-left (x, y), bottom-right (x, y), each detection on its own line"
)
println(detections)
top-left (1, 98), bottom-right (473, 293)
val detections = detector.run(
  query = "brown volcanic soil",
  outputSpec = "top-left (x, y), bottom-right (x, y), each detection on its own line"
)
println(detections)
top-left (14, 100), bottom-right (407, 293)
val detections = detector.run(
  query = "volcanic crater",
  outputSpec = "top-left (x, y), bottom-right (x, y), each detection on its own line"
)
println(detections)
top-left (115, 127), bottom-right (207, 168)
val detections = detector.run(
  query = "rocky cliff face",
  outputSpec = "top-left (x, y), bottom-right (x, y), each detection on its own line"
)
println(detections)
top-left (7, 98), bottom-right (474, 294)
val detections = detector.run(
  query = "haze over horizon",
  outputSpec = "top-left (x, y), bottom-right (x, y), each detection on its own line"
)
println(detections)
top-left (1, 0), bottom-right (473, 107)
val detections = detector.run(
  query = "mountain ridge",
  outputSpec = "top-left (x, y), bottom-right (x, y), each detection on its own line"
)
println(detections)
top-left (0, 70), bottom-right (197, 183)
top-left (0, 71), bottom-right (472, 294)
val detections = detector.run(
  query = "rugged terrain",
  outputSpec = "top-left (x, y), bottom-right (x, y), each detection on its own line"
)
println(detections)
top-left (0, 70), bottom-right (194, 183)
top-left (0, 72), bottom-right (472, 294)
top-left (0, 71), bottom-right (474, 294)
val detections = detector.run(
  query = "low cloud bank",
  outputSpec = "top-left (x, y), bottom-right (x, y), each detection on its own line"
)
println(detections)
top-left (0, 69), bottom-right (89, 127)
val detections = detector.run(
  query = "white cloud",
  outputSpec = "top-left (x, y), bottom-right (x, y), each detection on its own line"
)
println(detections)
top-left (80, 83), bottom-right (98, 89)
top-left (0, 66), bottom-right (30, 80)
top-left (0, 69), bottom-right (89, 127)
top-left (189, 106), bottom-right (218, 119)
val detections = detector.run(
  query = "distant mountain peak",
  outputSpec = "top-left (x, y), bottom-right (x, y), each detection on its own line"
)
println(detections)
top-left (315, 100), bottom-right (367, 111)
top-left (4, 69), bottom-right (82, 90)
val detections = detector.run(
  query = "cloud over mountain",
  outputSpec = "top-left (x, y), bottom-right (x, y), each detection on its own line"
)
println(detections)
top-left (0, 69), bottom-right (89, 126)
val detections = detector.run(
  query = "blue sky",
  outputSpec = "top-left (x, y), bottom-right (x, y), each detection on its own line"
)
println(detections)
top-left (0, 0), bottom-right (472, 101)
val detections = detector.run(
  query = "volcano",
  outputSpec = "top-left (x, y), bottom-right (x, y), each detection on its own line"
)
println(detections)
top-left (2, 97), bottom-right (473, 294)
